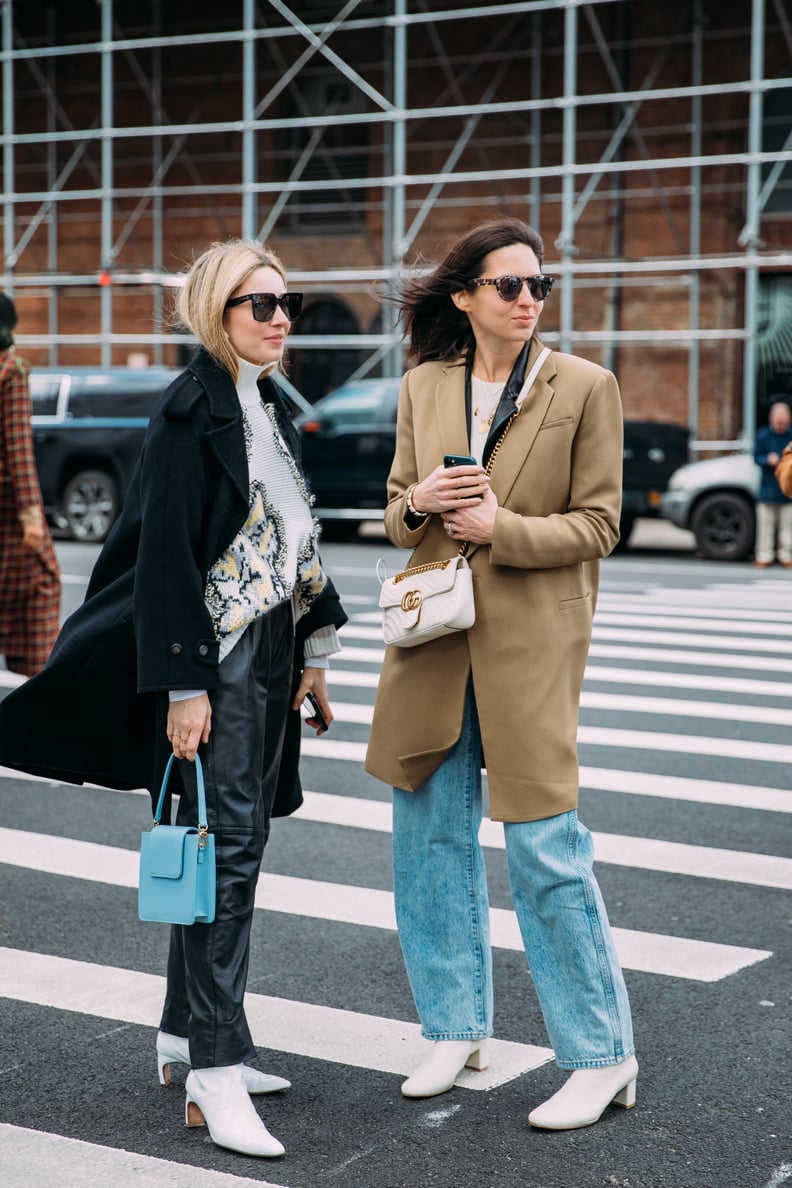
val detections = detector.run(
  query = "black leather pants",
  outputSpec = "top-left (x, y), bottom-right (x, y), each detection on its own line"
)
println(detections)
top-left (158, 600), bottom-right (294, 1068)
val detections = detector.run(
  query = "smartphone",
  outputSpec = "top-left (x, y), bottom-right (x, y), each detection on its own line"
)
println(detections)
top-left (303, 691), bottom-right (329, 733)
top-left (443, 453), bottom-right (477, 468)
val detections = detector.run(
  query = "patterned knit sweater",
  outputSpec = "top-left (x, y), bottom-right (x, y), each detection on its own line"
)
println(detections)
top-left (169, 357), bottom-right (337, 701)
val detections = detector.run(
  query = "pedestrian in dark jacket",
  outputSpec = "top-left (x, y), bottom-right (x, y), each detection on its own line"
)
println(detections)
top-left (753, 401), bottom-right (792, 567)
top-left (0, 239), bottom-right (347, 1159)
top-left (0, 293), bottom-right (60, 674)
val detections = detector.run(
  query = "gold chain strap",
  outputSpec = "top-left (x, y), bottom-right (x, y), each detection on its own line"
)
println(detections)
top-left (484, 411), bottom-right (517, 476)
top-left (392, 557), bottom-right (453, 583)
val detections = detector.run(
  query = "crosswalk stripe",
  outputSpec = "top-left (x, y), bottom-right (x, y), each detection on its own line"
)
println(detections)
top-left (329, 663), bottom-right (792, 699)
top-left (0, 1123), bottom-right (286, 1188)
top-left (4, 757), bottom-right (790, 816)
top-left (292, 793), bottom-right (792, 891)
top-left (353, 598), bottom-right (792, 627)
top-left (302, 723), bottom-right (792, 765)
top-left (577, 767), bottom-right (792, 814)
top-left (321, 690), bottom-right (792, 729)
top-left (582, 665), bottom-right (792, 699)
top-left (346, 613), bottom-right (792, 641)
top-left (338, 642), bottom-right (792, 674)
top-left (576, 725), bottom-right (792, 764)
top-left (592, 625), bottom-right (792, 654)
top-left (597, 599), bottom-right (792, 624)
top-left (581, 691), bottom-right (792, 726)
top-left (0, 948), bottom-right (553, 1087)
top-left (341, 623), bottom-right (792, 654)
top-left (0, 829), bottom-right (773, 980)
top-left (252, 873), bottom-right (770, 981)
top-left (327, 669), bottom-right (380, 688)
top-left (593, 612), bottom-right (792, 636)
top-left (587, 643), bottom-right (792, 673)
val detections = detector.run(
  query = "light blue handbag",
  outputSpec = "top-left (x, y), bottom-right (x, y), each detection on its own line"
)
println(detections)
top-left (138, 753), bottom-right (216, 925)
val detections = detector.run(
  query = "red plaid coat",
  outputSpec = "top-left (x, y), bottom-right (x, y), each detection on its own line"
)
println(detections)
top-left (0, 347), bottom-right (60, 675)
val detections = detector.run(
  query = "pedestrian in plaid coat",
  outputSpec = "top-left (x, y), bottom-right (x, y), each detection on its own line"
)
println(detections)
top-left (0, 293), bottom-right (60, 675)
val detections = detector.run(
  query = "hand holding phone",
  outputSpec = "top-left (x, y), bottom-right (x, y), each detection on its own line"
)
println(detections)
top-left (303, 691), bottom-right (330, 734)
top-left (443, 453), bottom-right (477, 468)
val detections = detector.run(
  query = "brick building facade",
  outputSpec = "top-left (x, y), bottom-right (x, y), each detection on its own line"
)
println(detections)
top-left (3, 0), bottom-right (791, 442)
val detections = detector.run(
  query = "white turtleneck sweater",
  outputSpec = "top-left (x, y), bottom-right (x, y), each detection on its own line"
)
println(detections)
top-left (169, 357), bottom-right (339, 703)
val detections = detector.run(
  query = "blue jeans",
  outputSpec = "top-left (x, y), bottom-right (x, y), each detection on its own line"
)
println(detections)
top-left (392, 684), bottom-right (635, 1069)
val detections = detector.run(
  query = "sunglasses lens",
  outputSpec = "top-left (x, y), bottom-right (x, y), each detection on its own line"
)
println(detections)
top-left (282, 293), bottom-right (303, 320)
top-left (250, 295), bottom-right (277, 322)
top-left (530, 276), bottom-right (552, 300)
top-left (496, 276), bottom-right (524, 301)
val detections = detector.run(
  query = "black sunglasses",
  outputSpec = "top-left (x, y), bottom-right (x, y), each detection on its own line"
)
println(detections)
top-left (468, 275), bottom-right (554, 302)
top-left (225, 291), bottom-right (303, 322)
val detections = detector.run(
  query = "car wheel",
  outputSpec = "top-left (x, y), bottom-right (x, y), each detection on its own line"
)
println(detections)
top-left (689, 492), bottom-right (755, 561)
top-left (61, 469), bottom-right (119, 542)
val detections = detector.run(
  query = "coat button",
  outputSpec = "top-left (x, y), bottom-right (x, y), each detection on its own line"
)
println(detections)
top-left (169, 643), bottom-right (183, 655)
top-left (197, 643), bottom-right (209, 657)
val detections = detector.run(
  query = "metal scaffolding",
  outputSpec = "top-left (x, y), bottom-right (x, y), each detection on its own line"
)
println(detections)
top-left (1, 0), bottom-right (791, 442)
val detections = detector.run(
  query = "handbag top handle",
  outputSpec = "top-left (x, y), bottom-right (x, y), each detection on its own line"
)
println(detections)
top-left (152, 753), bottom-right (208, 834)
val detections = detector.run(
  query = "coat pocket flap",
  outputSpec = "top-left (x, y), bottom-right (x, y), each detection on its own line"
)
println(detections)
top-left (142, 826), bottom-right (196, 879)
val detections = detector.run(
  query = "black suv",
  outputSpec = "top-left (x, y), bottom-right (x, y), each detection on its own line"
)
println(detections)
top-left (297, 379), bottom-right (690, 544)
top-left (30, 366), bottom-right (178, 541)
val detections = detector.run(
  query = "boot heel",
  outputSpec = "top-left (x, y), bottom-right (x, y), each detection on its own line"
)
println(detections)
top-left (158, 1055), bottom-right (172, 1087)
top-left (185, 1097), bottom-right (205, 1128)
top-left (612, 1077), bottom-right (637, 1110)
top-left (465, 1040), bottom-right (490, 1072)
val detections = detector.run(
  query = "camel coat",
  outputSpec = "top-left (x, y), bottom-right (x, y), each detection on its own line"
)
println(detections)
top-left (364, 336), bottom-right (623, 822)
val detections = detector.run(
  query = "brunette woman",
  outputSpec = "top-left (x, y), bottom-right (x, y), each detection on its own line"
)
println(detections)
top-left (366, 218), bottom-right (637, 1130)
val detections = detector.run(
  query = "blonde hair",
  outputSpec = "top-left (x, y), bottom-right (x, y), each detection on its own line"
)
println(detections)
top-left (176, 238), bottom-right (288, 382)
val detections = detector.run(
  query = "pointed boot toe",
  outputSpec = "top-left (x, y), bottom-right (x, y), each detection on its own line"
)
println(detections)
top-left (241, 1067), bottom-right (291, 1095)
top-left (185, 1066), bottom-right (285, 1157)
top-left (157, 1031), bottom-right (289, 1095)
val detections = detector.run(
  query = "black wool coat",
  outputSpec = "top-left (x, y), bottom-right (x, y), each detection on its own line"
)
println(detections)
top-left (0, 349), bottom-right (347, 818)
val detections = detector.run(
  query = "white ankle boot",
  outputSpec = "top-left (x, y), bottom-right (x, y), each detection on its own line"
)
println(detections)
top-left (528, 1055), bottom-right (639, 1130)
top-left (185, 1065), bottom-right (285, 1157)
top-left (401, 1038), bottom-right (490, 1099)
top-left (157, 1030), bottom-right (290, 1094)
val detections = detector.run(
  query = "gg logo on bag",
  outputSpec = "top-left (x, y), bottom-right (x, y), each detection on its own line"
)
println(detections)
top-left (401, 589), bottom-right (422, 612)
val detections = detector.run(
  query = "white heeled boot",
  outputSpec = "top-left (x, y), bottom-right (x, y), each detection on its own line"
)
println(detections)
top-left (401, 1038), bottom-right (490, 1099)
top-left (528, 1055), bottom-right (639, 1130)
top-left (184, 1065), bottom-right (285, 1157)
top-left (157, 1030), bottom-right (290, 1094)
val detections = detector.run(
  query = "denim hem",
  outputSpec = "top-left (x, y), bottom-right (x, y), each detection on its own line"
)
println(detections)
top-left (420, 1031), bottom-right (491, 1042)
top-left (555, 1048), bottom-right (636, 1071)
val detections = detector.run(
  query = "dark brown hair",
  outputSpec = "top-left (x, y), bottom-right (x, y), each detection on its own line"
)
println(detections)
top-left (393, 218), bottom-right (545, 363)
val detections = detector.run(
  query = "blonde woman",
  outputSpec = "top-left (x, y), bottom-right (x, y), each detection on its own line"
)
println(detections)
top-left (0, 240), bottom-right (347, 1157)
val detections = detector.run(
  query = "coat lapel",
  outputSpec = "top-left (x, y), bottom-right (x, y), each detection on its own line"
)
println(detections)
top-left (487, 341), bottom-right (557, 505)
top-left (187, 350), bottom-right (249, 507)
top-left (433, 361), bottom-right (469, 460)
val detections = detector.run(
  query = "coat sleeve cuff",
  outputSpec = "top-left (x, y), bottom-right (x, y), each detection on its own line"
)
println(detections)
top-left (303, 624), bottom-right (341, 660)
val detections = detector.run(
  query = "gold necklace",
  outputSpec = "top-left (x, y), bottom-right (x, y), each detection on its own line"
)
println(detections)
top-left (473, 383), bottom-right (504, 434)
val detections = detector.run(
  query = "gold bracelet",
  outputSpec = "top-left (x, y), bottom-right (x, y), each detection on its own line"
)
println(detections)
top-left (405, 484), bottom-right (425, 518)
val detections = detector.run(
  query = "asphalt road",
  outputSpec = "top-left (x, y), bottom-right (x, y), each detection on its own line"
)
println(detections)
top-left (0, 524), bottom-right (790, 1188)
